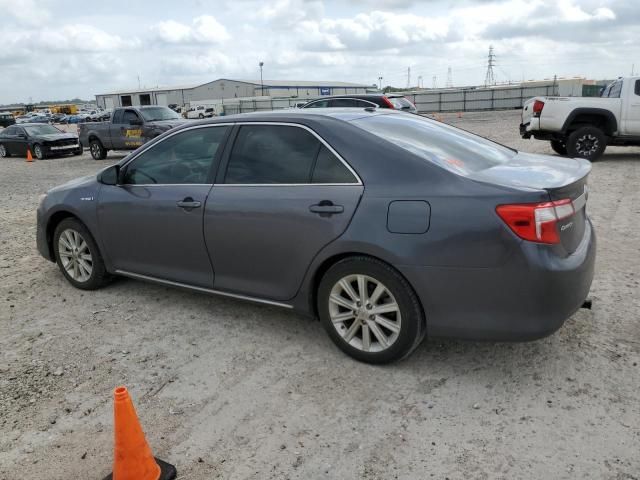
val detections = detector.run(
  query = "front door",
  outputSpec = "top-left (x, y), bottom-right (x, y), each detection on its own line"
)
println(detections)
top-left (204, 124), bottom-right (363, 301)
top-left (97, 124), bottom-right (230, 287)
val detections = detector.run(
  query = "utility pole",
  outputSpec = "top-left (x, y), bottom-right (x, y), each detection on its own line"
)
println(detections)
top-left (378, 76), bottom-right (383, 90)
top-left (432, 76), bottom-right (437, 89)
top-left (446, 67), bottom-right (453, 88)
top-left (417, 75), bottom-right (423, 88)
top-left (406, 67), bottom-right (411, 89)
top-left (137, 75), bottom-right (141, 89)
top-left (259, 61), bottom-right (264, 96)
top-left (484, 45), bottom-right (496, 86)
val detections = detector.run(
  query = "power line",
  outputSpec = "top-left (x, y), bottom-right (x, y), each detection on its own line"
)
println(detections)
top-left (484, 45), bottom-right (496, 86)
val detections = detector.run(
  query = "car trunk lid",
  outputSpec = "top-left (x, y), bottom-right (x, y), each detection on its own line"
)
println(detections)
top-left (470, 152), bottom-right (590, 254)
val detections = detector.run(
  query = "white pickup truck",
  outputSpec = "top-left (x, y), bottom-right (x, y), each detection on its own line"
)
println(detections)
top-left (520, 76), bottom-right (640, 160)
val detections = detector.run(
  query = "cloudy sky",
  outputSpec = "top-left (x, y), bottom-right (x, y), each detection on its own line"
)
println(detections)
top-left (0, 0), bottom-right (637, 104)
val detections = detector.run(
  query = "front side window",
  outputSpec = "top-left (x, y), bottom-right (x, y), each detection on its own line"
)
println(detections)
top-left (608, 80), bottom-right (623, 98)
top-left (122, 110), bottom-right (141, 124)
top-left (123, 126), bottom-right (229, 185)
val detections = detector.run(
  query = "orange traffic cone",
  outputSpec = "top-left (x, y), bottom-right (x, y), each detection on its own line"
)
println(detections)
top-left (26, 149), bottom-right (33, 162)
top-left (103, 386), bottom-right (176, 480)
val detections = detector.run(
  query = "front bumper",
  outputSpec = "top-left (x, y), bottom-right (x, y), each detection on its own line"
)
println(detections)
top-left (399, 219), bottom-right (596, 341)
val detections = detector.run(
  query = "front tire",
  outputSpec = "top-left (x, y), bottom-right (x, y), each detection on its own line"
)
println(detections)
top-left (53, 218), bottom-right (110, 290)
top-left (33, 143), bottom-right (46, 159)
top-left (566, 126), bottom-right (606, 161)
top-left (317, 257), bottom-right (425, 364)
top-left (89, 139), bottom-right (107, 160)
top-left (550, 139), bottom-right (567, 156)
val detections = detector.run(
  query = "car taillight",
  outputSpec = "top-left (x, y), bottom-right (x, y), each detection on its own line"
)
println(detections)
top-left (532, 99), bottom-right (545, 117)
top-left (496, 199), bottom-right (574, 244)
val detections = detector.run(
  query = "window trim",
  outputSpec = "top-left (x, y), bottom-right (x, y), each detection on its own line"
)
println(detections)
top-left (303, 98), bottom-right (378, 109)
top-left (216, 122), bottom-right (362, 187)
top-left (119, 123), bottom-right (234, 187)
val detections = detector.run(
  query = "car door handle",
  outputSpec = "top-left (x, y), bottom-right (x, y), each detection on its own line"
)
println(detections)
top-left (176, 197), bottom-right (201, 209)
top-left (310, 201), bottom-right (344, 215)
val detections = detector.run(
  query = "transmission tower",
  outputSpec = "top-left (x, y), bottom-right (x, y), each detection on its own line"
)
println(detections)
top-left (432, 76), bottom-right (437, 88)
top-left (446, 67), bottom-right (453, 88)
top-left (484, 45), bottom-right (496, 86)
top-left (406, 67), bottom-right (411, 89)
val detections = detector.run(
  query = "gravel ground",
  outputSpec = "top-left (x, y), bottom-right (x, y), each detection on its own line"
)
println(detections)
top-left (1, 110), bottom-right (639, 480)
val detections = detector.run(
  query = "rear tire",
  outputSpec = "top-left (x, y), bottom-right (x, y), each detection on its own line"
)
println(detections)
top-left (550, 139), bottom-right (567, 156)
top-left (317, 256), bottom-right (425, 364)
top-left (53, 218), bottom-right (110, 290)
top-left (0, 143), bottom-right (10, 158)
top-left (566, 126), bottom-right (606, 161)
top-left (89, 139), bottom-right (107, 160)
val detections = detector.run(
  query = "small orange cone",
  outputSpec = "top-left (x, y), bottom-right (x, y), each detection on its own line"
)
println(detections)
top-left (103, 386), bottom-right (176, 480)
top-left (26, 149), bottom-right (33, 162)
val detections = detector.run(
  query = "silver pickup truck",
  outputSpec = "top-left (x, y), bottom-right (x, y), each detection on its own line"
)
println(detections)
top-left (78, 106), bottom-right (186, 160)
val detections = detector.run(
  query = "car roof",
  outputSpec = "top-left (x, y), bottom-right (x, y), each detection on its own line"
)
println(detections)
top-left (195, 107), bottom-right (403, 125)
top-left (306, 93), bottom-right (405, 101)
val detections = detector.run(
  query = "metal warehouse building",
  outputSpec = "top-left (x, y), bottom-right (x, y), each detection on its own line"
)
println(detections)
top-left (95, 79), bottom-right (370, 109)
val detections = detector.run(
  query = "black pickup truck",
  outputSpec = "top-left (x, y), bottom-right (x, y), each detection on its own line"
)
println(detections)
top-left (78, 106), bottom-right (186, 160)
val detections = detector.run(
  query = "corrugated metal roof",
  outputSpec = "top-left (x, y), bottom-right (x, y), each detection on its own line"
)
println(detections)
top-left (97, 79), bottom-right (370, 96)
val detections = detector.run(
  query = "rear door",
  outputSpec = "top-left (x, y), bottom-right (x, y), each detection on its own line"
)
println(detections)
top-left (204, 123), bottom-right (363, 301)
top-left (98, 124), bottom-right (231, 287)
top-left (622, 79), bottom-right (640, 135)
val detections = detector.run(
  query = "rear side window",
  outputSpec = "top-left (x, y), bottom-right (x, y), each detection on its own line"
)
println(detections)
top-left (312, 146), bottom-right (357, 183)
top-left (224, 125), bottom-right (357, 184)
top-left (4, 126), bottom-right (17, 135)
top-left (352, 114), bottom-right (515, 174)
top-left (635, 80), bottom-right (640, 96)
top-left (305, 100), bottom-right (329, 108)
top-left (608, 81), bottom-right (622, 98)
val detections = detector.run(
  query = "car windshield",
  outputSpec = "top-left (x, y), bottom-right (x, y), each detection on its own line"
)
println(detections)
top-left (24, 125), bottom-right (62, 135)
top-left (351, 113), bottom-right (516, 175)
top-left (139, 107), bottom-right (180, 121)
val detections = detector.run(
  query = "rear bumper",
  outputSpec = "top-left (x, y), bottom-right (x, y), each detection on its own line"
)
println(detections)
top-left (399, 219), bottom-right (596, 341)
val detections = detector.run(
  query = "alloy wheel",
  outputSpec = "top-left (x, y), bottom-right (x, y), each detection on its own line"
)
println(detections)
top-left (576, 134), bottom-right (599, 156)
top-left (34, 145), bottom-right (43, 159)
top-left (58, 229), bottom-right (93, 282)
top-left (0, 144), bottom-right (6, 157)
top-left (328, 274), bottom-right (401, 353)
top-left (90, 143), bottom-right (100, 158)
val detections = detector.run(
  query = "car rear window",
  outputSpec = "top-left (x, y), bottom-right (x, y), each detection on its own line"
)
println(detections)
top-left (351, 114), bottom-right (515, 174)
top-left (386, 97), bottom-right (414, 110)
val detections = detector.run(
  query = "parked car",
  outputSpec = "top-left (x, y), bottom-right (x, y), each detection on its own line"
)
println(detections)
top-left (0, 112), bottom-right (16, 128)
top-left (186, 105), bottom-right (216, 119)
top-left (36, 109), bottom-right (595, 363)
top-left (0, 123), bottom-right (82, 159)
top-left (79, 106), bottom-right (186, 160)
top-left (302, 94), bottom-right (417, 113)
top-left (521, 76), bottom-right (640, 160)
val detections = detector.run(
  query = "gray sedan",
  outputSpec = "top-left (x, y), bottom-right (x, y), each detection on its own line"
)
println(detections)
top-left (36, 109), bottom-right (595, 363)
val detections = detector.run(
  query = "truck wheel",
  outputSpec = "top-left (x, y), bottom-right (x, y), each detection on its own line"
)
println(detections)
top-left (89, 139), bottom-right (107, 160)
top-left (566, 127), bottom-right (606, 161)
top-left (198, 113), bottom-right (204, 119)
top-left (550, 140), bottom-right (567, 156)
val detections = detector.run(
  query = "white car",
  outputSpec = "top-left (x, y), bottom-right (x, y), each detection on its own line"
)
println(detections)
top-left (186, 105), bottom-right (216, 119)
top-left (520, 76), bottom-right (640, 160)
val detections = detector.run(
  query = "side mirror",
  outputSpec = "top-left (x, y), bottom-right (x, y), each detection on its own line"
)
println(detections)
top-left (98, 165), bottom-right (120, 185)
top-left (129, 118), bottom-right (142, 126)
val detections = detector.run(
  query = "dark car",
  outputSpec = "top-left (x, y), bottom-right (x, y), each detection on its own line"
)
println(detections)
top-left (36, 109), bottom-right (595, 363)
top-left (303, 94), bottom-right (417, 113)
top-left (0, 123), bottom-right (82, 159)
top-left (0, 112), bottom-right (16, 128)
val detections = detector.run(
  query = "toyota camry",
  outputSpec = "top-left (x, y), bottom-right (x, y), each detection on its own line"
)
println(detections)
top-left (36, 109), bottom-right (595, 363)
